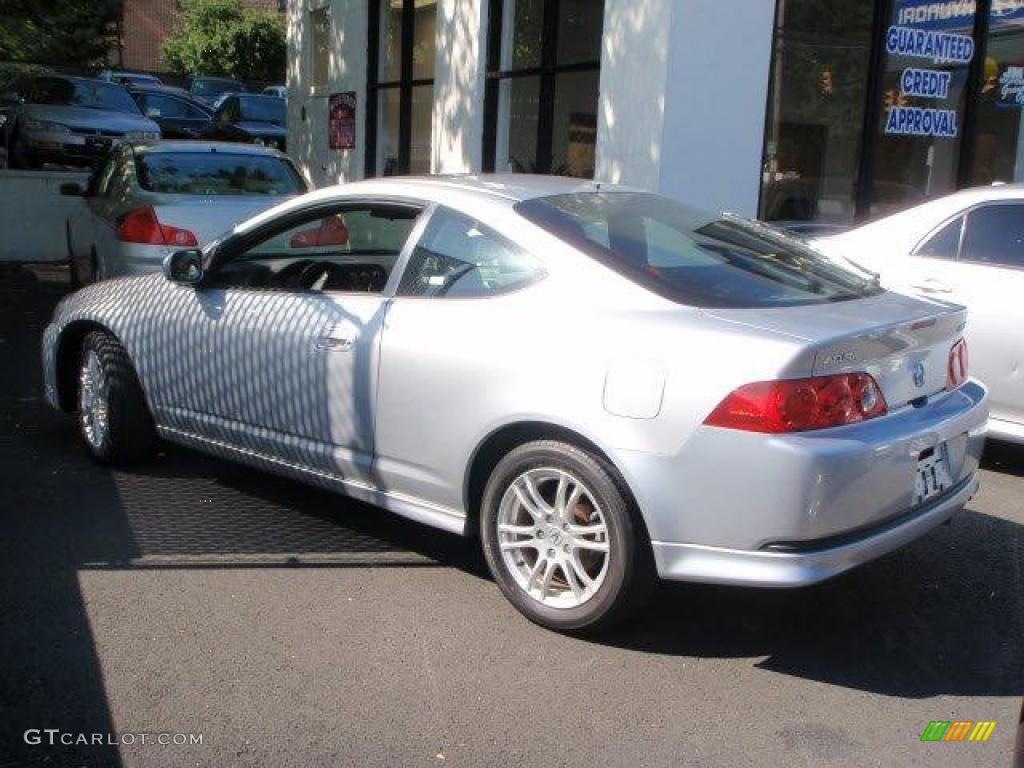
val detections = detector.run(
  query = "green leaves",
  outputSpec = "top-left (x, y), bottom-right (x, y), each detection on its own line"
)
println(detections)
top-left (161, 0), bottom-right (285, 83)
top-left (0, 0), bottom-right (121, 67)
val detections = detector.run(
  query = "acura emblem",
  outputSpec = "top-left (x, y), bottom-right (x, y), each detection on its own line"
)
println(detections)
top-left (912, 362), bottom-right (926, 388)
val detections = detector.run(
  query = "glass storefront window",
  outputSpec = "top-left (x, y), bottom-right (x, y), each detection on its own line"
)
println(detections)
top-left (379, 1), bottom-right (402, 82)
top-left (760, 1), bottom-right (874, 225)
top-left (495, 76), bottom-right (541, 172)
top-left (551, 69), bottom-right (599, 177)
top-left (369, 0), bottom-right (436, 176)
top-left (556, 0), bottom-right (604, 66)
top-left (486, 0), bottom-right (603, 177)
top-left (970, 6), bottom-right (1024, 184)
top-left (409, 84), bottom-right (433, 174)
top-left (868, 0), bottom-right (978, 218)
top-left (376, 87), bottom-right (401, 176)
top-left (412, 0), bottom-right (437, 80)
top-left (502, 0), bottom-right (543, 69)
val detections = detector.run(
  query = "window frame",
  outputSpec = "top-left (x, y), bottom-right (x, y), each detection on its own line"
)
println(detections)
top-left (911, 212), bottom-right (966, 262)
top-left (959, 201), bottom-right (1024, 271)
top-left (202, 196), bottom-right (428, 296)
top-left (482, 0), bottom-right (603, 176)
top-left (365, 0), bottom-right (436, 177)
top-left (912, 199), bottom-right (1024, 270)
top-left (394, 204), bottom-right (548, 300)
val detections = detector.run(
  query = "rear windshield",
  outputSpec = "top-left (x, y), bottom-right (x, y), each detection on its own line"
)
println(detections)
top-left (515, 192), bottom-right (883, 308)
top-left (238, 95), bottom-right (285, 124)
top-left (28, 77), bottom-right (140, 114)
top-left (135, 152), bottom-right (306, 196)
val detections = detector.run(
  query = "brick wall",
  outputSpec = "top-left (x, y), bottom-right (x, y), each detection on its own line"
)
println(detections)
top-left (119, 0), bottom-right (284, 74)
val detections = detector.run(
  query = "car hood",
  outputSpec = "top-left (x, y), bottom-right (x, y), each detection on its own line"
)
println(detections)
top-left (24, 104), bottom-right (158, 133)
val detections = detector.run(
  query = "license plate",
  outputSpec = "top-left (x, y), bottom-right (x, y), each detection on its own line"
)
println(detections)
top-left (914, 443), bottom-right (952, 506)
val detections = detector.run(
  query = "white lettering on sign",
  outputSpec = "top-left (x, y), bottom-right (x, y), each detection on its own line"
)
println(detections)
top-left (885, 25), bottom-right (974, 64)
top-left (900, 67), bottom-right (952, 98)
top-left (897, 1), bottom-right (976, 26)
top-left (885, 106), bottom-right (959, 137)
top-left (999, 65), bottom-right (1024, 105)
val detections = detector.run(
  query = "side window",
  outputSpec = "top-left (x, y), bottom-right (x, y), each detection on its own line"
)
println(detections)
top-left (961, 204), bottom-right (1024, 268)
top-left (209, 204), bottom-right (420, 293)
top-left (183, 100), bottom-right (209, 119)
top-left (398, 208), bottom-right (545, 298)
top-left (141, 94), bottom-right (187, 119)
top-left (914, 216), bottom-right (963, 260)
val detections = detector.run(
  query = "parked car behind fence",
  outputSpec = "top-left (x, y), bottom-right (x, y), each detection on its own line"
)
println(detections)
top-left (4, 75), bottom-right (160, 170)
top-left (62, 141), bottom-right (308, 285)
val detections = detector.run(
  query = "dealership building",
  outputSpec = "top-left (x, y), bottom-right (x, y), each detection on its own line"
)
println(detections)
top-left (286, 0), bottom-right (1024, 224)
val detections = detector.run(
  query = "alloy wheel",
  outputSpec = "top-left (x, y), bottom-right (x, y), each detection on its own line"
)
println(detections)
top-left (79, 350), bottom-right (109, 449)
top-left (496, 467), bottom-right (610, 609)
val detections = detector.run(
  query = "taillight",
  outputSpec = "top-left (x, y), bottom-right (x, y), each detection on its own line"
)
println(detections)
top-left (289, 215), bottom-right (349, 248)
top-left (116, 206), bottom-right (198, 246)
top-left (704, 373), bottom-right (888, 433)
top-left (947, 338), bottom-right (968, 390)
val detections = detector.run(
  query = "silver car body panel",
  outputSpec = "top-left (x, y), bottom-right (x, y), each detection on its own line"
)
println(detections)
top-left (43, 175), bottom-right (990, 587)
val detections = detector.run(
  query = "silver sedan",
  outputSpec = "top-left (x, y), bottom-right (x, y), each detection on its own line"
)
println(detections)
top-left (42, 175), bottom-right (989, 631)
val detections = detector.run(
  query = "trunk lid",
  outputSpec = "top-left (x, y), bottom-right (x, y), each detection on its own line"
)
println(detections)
top-left (148, 196), bottom-right (293, 246)
top-left (702, 291), bottom-right (967, 409)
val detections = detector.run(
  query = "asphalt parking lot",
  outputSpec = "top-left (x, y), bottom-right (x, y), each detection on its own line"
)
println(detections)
top-left (1, 266), bottom-right (1021, 768)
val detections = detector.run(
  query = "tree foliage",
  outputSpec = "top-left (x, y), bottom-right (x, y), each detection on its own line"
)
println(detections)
top-left (162, 0), bottom-right (286, 83)
top-left (0, 0), bottom-right (121, 67)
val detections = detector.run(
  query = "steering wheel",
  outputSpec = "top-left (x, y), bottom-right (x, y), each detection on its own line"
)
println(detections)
top-left (273, 259), bottom-right (315, 290)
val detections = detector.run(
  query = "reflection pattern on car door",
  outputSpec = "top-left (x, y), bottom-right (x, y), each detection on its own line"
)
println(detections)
top-left (139, 206), bottom-right (418, 485)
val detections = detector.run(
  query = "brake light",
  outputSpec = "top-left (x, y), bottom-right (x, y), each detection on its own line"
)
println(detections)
top-left (116, 206), bottom-right (198, 246)
top-left (289, 215), bottom-right (349, 248)
top-left (704, 373), bottom-right (888, 433)
top-left (947, 338), bottom-right (968, 390)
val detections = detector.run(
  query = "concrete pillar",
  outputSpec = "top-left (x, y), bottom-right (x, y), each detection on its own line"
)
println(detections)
top-left (431, 0), bottom-right (489, 174)
top-left (287, 0), bottom-right (369, 188)
top-left (595, 0), bottom-right (775, 217)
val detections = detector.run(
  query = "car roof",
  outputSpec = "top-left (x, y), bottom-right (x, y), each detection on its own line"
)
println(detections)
top-left (34, 74), bottom-right (116, 86)
top-left (130, 140), bottom-right (288, 157)
top-left (325, 174), bottom-right (636, 203)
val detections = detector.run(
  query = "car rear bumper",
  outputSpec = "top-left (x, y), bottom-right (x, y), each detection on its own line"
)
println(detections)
top-left (651, 471), bottom-right (978, 586)
top-left (614, 379), bottom-right (988, 586)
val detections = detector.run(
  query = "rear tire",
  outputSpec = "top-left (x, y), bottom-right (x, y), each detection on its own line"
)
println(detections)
top-left (480, 440), bottom-right (654, 632)
top-left (77, 331), bottom-right (157, 465)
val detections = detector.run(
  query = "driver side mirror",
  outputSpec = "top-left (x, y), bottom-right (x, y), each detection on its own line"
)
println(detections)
top-left (163, 248), bottom-right (203, 285)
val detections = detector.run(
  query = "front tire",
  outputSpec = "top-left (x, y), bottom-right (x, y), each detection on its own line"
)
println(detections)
top-left (480, 440), bottom-right (654, 632)
top-left (77, 331), bottom-right (157, 465)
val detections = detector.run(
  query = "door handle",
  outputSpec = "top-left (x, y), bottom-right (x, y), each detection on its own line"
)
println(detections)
top-left (313, 334), bottom-right (353, 351)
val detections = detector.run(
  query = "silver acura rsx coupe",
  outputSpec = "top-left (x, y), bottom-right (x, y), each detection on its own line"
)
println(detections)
top-left (42, 175), bottom-right (988, 631)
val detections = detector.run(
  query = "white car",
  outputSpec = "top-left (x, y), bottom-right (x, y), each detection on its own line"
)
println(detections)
top-left (813, 185), bottom-right (1024, 444)
top-left (62, 141), bottom-right (308, 285)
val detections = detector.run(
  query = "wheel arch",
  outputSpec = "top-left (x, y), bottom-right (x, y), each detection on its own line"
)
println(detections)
top-left (54, 319), bottom-right (117, 411)
top-left (462, 420), bottom-right (648, 541)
